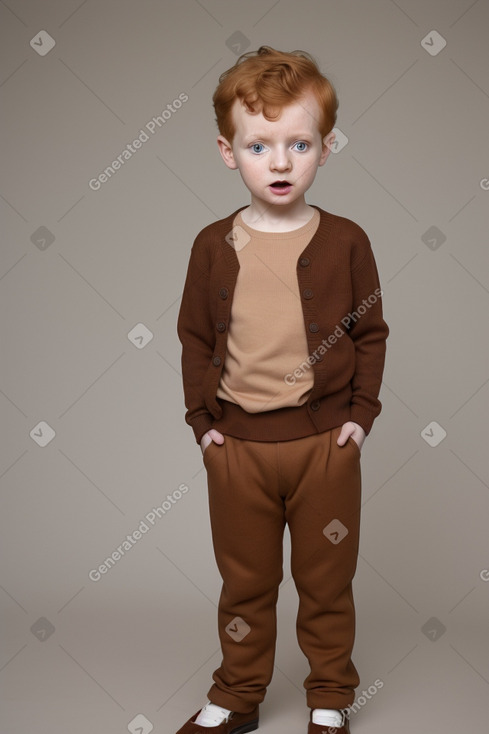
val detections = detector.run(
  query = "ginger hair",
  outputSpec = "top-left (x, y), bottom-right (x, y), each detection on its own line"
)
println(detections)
top-left (212, 45), bottom-right (338, 143)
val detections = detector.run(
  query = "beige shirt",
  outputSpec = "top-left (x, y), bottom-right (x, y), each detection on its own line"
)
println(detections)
top-left (216, 208), bottom-right (320, 413)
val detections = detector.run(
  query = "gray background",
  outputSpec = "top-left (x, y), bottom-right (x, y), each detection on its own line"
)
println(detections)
top-left (1, 1), bottom-right (488, 732)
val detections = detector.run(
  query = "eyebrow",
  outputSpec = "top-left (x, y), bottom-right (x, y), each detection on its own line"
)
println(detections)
top-left (243, 132), bottom-right (314, 143)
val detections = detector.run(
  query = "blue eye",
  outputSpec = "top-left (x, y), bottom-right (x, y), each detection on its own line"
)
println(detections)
top-left (294, 141), bottom-right (308, 152)
top-left (251, 143), bottom-right (265, 154)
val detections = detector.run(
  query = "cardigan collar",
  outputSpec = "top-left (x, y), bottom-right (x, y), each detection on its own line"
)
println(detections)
top-left (217, 204), bottom-right (335, 272)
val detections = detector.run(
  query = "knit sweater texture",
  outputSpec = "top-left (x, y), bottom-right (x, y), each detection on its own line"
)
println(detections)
top-left (177, 205), bottom-right (389, 445)
top-left (215, 208), bottom-right (320, 412)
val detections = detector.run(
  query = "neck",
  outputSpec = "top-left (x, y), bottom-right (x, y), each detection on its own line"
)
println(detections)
top-left (242, 196), bottom-right (315, 232)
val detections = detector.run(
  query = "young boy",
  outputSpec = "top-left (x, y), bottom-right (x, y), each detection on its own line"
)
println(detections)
top-left (176, 46), bottom-right (388, 734)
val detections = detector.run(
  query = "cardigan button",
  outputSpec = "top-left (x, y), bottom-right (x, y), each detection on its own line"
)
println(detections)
top-left (303, 288), bottom-right (313, 299)
top-left (299, 257), bottom-right (310, 267)
top-left (218, 287), bottom-right (229, 299)
top-left (212, 356), bottom-right (221, 366)
top-left (310, 400), bottom-right (321, 411)
top-left (309, 322), bottom-right (319, 333)
top-left (216, 321), bottom-right (226, 332)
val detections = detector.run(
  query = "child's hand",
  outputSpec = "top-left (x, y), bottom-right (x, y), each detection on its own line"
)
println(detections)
top-left (200, 429), bottom-right (225, 455)
top-left (337, 421), bottom-right (366, 452)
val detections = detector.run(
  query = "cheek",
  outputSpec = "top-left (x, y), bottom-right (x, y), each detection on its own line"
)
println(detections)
top-left (297, 159), bottom-right (319, 181)
top-left (238, 163), bottom-right (254, 182)
top-left (239, 158), bottom-right (265, 180)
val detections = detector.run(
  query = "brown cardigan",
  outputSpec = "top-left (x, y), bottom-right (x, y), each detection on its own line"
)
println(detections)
top-left (177, 205), bottom-right (389, 445)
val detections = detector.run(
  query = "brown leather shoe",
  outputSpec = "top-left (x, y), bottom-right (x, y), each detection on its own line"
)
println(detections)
top-left (175, 705), bottom-right (259, 734)
top-left (307, 709), bottom-right (350, 734)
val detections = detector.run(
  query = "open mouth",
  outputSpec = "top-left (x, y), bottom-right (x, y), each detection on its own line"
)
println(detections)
top-left (270, 180), bottom-right (291, 189)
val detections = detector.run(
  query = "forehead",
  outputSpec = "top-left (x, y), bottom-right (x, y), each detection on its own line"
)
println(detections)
top-left (231, 89), bottom-right (322, 139)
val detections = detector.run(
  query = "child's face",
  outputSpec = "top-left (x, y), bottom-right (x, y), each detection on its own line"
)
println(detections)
top-left (217, 89), bottom-right (335, 209)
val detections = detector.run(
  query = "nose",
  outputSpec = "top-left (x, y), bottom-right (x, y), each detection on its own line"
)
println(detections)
top-left (270, 145), bottom-right (291, 172)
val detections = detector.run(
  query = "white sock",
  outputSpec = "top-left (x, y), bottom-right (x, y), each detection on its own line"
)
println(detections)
top-left (195, 701), bottom-right (233, 727)
top-left (311, 708), bottom-right (343, 727)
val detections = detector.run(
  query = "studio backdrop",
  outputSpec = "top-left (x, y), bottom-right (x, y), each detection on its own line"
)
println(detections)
top-left (1, 1), bottom-right (488, 733)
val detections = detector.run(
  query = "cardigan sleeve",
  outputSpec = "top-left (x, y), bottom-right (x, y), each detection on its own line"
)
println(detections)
top-left (176, 233), bottom-right (216, 445)
top-left (347, 231), bottom-right (389, 434)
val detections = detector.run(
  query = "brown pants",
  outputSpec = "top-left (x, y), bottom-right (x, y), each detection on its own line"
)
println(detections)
top-left (202, 425), bottom-right (362, 714)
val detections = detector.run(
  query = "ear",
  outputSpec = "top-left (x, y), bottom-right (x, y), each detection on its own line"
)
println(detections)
top-left (216, 135), bottom-right (238, 170)
top-left (319, 130), bottom-right (336, 166)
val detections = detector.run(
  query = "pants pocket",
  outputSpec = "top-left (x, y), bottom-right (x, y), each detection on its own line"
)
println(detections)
top-left (347, 435), bottom-right (361, 458)
top-left (202, 438), bottom-right (223, 465)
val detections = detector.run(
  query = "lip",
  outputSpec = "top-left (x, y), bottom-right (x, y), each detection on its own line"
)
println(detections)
top-left (269, 181), bottom-right (293, 196)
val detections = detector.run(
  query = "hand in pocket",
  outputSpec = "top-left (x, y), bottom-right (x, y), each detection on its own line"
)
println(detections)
top-left (200, 428), bottom-right (225, 456)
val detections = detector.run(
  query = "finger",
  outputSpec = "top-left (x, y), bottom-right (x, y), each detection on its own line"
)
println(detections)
top-left (336, 428), bottom-right (350, 446)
